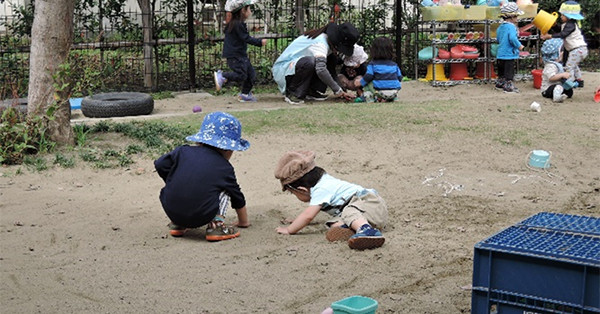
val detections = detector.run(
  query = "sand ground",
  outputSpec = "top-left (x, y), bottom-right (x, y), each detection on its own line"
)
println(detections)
top-left (1, 74), bottom-right (599, 313)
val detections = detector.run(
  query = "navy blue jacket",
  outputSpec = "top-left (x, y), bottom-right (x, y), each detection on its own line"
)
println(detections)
top-left (155, 145), bottom-right (246, 227)
top-left (222, 21), bottom-right (262, 59)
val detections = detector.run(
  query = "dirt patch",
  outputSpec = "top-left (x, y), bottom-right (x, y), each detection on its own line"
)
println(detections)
top-left (2, 74), bottom-right (599, 313)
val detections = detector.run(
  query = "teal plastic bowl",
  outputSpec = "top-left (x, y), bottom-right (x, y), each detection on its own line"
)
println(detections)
top-left (331, 296), bottom-right (378, 314)
top-left (528, 150), bottom-right (551, 169)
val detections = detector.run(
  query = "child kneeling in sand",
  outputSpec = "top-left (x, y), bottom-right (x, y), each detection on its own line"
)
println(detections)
top-left (155, 111), bottom-right (250, 241)
top-left (274, 150), bottom-right (388, 250)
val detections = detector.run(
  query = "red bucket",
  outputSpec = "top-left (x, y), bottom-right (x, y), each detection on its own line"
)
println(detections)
top-left (531, 69), bottom-right (542, 89)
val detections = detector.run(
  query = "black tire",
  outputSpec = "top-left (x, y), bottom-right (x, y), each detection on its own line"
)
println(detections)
top-left (81, 92), bottom-right (154, 118)
top-left (0, 98), bottom-right (28, 114)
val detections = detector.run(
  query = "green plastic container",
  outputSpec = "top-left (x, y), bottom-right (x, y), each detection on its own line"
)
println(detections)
top-left (331, 296), bottom-right (378, 314)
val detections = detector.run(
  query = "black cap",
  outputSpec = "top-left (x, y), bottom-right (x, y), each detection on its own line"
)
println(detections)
top-left (326, 22), bottom-right (359, 56)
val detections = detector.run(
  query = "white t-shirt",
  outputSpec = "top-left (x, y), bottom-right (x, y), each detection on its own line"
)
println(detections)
top-left (541, 62), bottom-right (561, 92)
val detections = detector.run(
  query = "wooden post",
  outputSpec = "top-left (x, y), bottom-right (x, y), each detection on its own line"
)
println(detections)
top-left (395, 0), bottom-right (403, 70)
top-left (187, 0), bottom-right (196, 91)
top-left (295, 0), bottom-right (304, 33)
top-left (139, 0), bottom-right (154, 90)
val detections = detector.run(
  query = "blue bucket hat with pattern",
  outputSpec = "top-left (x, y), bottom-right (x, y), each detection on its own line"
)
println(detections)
top-left (541, 38), bottom-right (563, 63)
top-left (186, 111), bottom-right (250, 151)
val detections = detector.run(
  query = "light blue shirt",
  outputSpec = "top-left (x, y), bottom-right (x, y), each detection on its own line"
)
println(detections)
top-left (272, 34), bottom-right (330, 94)
top-left (310, 173), bottom-right (372, 212)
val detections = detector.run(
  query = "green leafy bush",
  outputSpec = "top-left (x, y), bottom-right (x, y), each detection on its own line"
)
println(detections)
top-left (0, 107), bottom-right (53, 165)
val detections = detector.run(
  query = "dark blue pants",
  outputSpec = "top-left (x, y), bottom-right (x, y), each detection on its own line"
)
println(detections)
top-left (223, 57), bottom-right (255, 94)
top-left (497, 59), bottom-right (515, 81)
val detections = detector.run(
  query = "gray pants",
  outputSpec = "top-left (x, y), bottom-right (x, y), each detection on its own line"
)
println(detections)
top-left (565, 46), bottom-right (588, 81)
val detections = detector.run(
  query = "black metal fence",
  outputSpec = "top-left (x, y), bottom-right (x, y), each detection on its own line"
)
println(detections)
top-left (3, 0), bottom-right (596, 99)
top-left (0, 0), bottom-right (422, 99)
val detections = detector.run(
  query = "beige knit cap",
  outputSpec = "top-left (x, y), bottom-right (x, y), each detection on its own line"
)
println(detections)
top-left (274, 150), bottom-right (316, 190)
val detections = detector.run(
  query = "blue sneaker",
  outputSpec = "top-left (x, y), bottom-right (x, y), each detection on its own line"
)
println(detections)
top-left (214, 70), bottom-right (226, 91)
top-left (348, 226), bottom-right (385, 250)
top-left (238, 92), bottom-right (257, 102)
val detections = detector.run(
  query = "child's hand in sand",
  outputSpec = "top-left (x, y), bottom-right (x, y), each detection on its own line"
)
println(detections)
top-left (276, 226), bottom-right (291, 234)
top-left (336, 90), bottom-right (355, 101)
top-left (280, 218), bottom-right (294, 224)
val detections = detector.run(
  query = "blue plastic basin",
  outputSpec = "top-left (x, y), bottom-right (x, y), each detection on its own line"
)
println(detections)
top-left (69, 98), bottom-right (82, 110)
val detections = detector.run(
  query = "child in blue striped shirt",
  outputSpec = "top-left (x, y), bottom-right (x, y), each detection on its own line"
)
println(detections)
top-left (355, 37), bottom-right (403, 102)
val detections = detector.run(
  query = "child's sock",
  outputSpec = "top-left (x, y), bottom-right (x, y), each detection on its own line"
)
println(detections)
top-left (358, 223), bottom-right (372, 233)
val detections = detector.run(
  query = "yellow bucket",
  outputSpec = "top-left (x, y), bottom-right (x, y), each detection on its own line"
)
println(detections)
top-left (423, 63), bottom-right (448, 81)
top-left (532, 10), bottom-right (559, 34)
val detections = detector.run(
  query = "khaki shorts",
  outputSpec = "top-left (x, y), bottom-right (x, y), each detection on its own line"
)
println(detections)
top-left (326, 191), bottom-right (388, 229)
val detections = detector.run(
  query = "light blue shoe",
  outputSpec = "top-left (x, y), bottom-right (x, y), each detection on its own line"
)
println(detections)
top-left (238, 92), bottom-right (257, 102)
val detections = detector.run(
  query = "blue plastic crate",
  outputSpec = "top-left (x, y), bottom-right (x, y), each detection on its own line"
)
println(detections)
top-left (519, 212), bottom-right (600, 236)
top-left (472, 212), bottom-right (600, 314)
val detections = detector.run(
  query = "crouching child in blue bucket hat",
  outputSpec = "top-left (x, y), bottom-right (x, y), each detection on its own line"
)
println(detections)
top-left (154, 111), bottom-right (250, 241)
top-left (274, 150), bottom-right (388, 250)
top-left (540, 38), bottom-right (574, 103)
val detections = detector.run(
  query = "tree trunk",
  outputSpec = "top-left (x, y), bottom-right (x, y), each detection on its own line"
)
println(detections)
top-left (27, 0), bottom-right (75, 145)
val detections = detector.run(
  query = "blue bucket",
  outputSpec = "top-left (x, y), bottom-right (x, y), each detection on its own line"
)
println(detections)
top-left (331, 296), bottom-right (378, 314)
top-left (528, 150), bottom-right (551, 169)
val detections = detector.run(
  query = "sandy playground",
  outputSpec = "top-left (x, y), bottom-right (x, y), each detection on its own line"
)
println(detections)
top-left (1, 73), bottom-right (599, 313)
